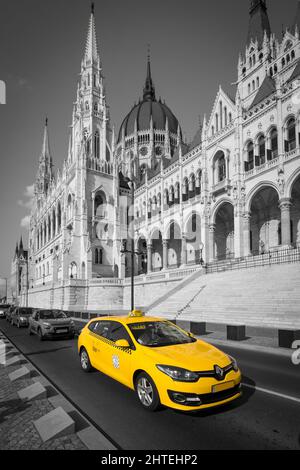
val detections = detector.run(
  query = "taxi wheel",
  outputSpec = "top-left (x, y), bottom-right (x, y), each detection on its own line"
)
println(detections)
top-left (135, 372), bottom-right (160, 411)
top-left (80, 348), bottom-right (93, 373)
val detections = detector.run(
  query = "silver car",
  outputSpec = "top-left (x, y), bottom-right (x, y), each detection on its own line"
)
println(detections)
top-left (28, 309), bottom-right (75, 341)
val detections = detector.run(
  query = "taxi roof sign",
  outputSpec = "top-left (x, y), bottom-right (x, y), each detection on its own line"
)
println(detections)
top-left (128, 309), bottom-right (144, 318)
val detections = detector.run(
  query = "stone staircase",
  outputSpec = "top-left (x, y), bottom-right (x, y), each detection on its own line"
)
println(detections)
top-left (147, 264), bottom-right (300, 329)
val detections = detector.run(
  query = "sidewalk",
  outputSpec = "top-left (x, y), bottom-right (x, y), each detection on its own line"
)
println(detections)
top-left (0, 331), bottom-right (116, 450)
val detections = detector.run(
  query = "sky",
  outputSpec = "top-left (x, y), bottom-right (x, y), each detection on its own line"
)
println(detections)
top-left (0, 0), bottom-right (298, 277)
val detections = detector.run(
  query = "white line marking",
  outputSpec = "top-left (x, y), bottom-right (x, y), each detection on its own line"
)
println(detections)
top-left (242, 383), bottom-right (300, 404)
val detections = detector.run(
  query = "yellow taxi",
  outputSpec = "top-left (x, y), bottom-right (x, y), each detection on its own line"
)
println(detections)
top-left (78, 311), bottom-right (242, 412)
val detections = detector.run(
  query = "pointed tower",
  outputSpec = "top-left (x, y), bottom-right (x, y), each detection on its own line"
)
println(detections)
top-left (291, 1), bottom-right (300, 35)
top-left (143, 50), bottom-right (156, 102)
top-left (34, 118), bottom-right (53, 196)
top-left (71, 2), bottom-right (111, 163)
top-left (247, 0), bottom-right (271, 47)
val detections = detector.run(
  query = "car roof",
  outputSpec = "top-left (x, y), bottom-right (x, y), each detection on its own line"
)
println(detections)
top-left (88, 315), bottom-right (167, 326)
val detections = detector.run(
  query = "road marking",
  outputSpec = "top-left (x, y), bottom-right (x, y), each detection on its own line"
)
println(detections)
top-left (242, 383), bottom-right (300, 404)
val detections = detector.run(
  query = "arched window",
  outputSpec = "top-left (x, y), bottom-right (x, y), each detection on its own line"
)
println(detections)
top-left (269, 128), bottom-right (278, 159)
top-left (211, 126), bottom-right (215, 136)
top-left (256, 77), bottom-right (260, 88)
top-left (224, 107), bottom-right (228, 126)
top-left (219, 101), bottom-right (223, 129)
top-left (248, 83), bottom-right (251, 95)
top-left (229, 113), bottom-right (232, 122)
top-left (287, 54), bottom-right (290, 64)
top-left (257, 135), bottom-right (266, 166)
top-left (69, 262), bottom-right (77, 279)
top-left (182, 177), bottom-right (189, 202)
top-left (250, 57), bottom-right (252, 68)
top-left (270, 67), bottom-right (273, 77)
top-left (215, 114), bottom-right (219, 133)
top-left (285, 117), bottom-right (296, 151)
top-left (52, 209), bottom-right (56, 236)
top-left (48, 215), bottom-right (51, 240)
top-left (274, 64), bottom-right (278, 74)
top-left (282, 57), bottom-right (286, 68)
top-left (94, 192), bottom-right (106, 218)
top-left (85, 101), bottom-right (89, 111)
top-left (93, 74), bottom-right (97, 87)
top-left (291, 50), bottom-right (295, 60)
top-left (245, 142), bottom-right (254, 172)
top-left (95, 248), bottom-right (99, 264)
top-left (99, 248), bottom-right (103, 265)
top-left (252, 80), bottom-right (255, 91)
top-left (57, 202), bottom-right (61, 232)
top-left (218, 155), bottom-right (226, 182)
top-left (169, 186), bottom-right (174, 205)
top-left (94, 102), bottom-right (98, 112)
top-left (94, 131), bottom-right (100, 159)
top-left (87, 74), bottom-right (90, 87)
top-left (189, 174), bottom-right (196, 197)
top-left (67, 194), bottom-right (72, 221)
top-left (196, 170), bottom-right (201, 195)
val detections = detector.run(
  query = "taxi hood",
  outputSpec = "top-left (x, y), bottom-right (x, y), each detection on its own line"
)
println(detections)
top-left (141, 339), bottom-right (231, 371)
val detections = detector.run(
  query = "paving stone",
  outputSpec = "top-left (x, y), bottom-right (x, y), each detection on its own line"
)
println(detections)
top-left (4, 355), bottom-right (22, 367)
top-left (8, 366), bottom-right (31, 382)
top-left (77, 426), bottom-right (116, 450)
top-left (48, 395), bottom-right (74, 413)
top-left (33, 407), bottom-right (75, 442)
top-left (18, 382), bottom-right (47, 402)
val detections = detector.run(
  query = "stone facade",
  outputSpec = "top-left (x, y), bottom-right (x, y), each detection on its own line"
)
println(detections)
top-left (13, 1), bottom-right (300, 310)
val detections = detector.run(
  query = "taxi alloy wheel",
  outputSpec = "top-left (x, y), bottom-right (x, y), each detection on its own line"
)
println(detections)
top-left (135, 373), bottom-right (160, 411)
top-left (80, 348), bottom-right (93, 373)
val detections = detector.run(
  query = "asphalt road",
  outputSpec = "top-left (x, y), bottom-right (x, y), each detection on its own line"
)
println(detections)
top-left (1, 319), bottom-right (300, 450)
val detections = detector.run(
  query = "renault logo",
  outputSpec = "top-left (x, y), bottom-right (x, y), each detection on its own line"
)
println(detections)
top-left (214, 365), bottom-right (224, 380)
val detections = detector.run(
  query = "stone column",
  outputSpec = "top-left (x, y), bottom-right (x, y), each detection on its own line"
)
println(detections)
top-left (162, 239), bottom-right (168, 269)
top-left (209, 224), bottom-right (216, 262)
top-left (279, 198), bottom-right (292, 246)
top-left (181, 233), bottom-right (187, 266)
top-left (243, 211), bottom-right (251, 257)
top-left (147, 242), bottom-right (152, 274)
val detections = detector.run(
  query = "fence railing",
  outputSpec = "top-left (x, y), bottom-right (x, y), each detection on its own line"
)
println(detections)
top-left (205, 246), bottom-right (300, 274)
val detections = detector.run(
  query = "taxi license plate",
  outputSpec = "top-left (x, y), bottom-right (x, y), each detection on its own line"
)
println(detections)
top-left (56, 328), bottom-right (68, 334)
top-left (212, 381), bottom-right (235, 393)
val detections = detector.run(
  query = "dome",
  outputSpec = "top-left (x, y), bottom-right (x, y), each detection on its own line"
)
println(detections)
top-left (117, 58), bottom-right (181, 143)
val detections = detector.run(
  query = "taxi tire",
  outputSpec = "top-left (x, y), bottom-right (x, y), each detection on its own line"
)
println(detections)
top-left (80, 348), bottom-right (93, 373)
top-left (135, 372), bottom-right (160, 412)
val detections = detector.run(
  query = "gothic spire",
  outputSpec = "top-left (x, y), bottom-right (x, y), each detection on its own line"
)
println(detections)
top-left (35, 118), bottom-right (53, 195)
top-left (19, 236), bottom-right (24, 256)
top-left (247, 0), bottom-right (271, 47)
top-left (85, 2), bottom-right (99, 62)
top-left (40, 117), bottom-right (51, 163)
top-left (143, 47), bottom-right (156, 102)
top-left (291, 1), bottom-right (300, 35)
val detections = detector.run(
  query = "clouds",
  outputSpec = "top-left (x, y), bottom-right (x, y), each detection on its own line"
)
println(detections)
top-left (20, 215), bottom-right (31, 228)
top-left (18, 185), bottom-right (34, 228)
top-left (18, 184), bottom-right (35, 210)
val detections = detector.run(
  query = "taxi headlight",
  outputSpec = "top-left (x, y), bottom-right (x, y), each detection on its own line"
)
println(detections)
top-left (42, 322), bottom-right (51, 329)
top-left (228, 355), bottom-right (239, 372)
top-left (19, 317), bottom-right (27, 321)
top-left (156, 365), bottom-right (199, 382)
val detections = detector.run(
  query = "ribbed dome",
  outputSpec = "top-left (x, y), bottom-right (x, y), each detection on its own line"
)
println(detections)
top-left (117, 57), bottom-right (180, 143)
top-left (118, 99), bottom-right (180, 142)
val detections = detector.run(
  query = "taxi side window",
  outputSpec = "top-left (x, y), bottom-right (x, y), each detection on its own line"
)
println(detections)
top-left (108, 322), bottom-right (134, 348)
top-left (91, 321), bottom-right (111, 339)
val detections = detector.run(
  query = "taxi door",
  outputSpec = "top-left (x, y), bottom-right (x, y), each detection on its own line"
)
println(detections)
top-left (87, 320), bottom-right (113, 375)
top-left (105, 321), bottom-right (135, 388)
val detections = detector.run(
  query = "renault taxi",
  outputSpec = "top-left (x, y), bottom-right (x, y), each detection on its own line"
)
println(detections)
top-left (78, 311), bottom-right (242, 412)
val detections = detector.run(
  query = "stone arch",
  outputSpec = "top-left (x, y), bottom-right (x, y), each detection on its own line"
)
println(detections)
top-left (214, 201), bottom-right (235, 260)
top-left (245, 181), bottom-right (280, 213)
top-left (290, 174), bottom-right (300, 246)
top-left (94, 190), bottom-right (107, 218)
top-left (184, 211), bottom-right (202, 264)
top-left (165, 220), bottom-right (182, 268)
top-left (151, 228), bottom-right (163, 271)
top-left (249, 185), bottom-right (281, 254)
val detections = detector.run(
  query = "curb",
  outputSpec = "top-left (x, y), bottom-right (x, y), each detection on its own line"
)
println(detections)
top-left (201, 336), bottom-right (294, 357)
top-left (0, 328), bottom-right (117, 450)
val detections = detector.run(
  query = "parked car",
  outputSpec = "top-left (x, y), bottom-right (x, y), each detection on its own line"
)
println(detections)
top-left (0, 304), bottom-right (11, 319)
top-left (78, 310), bottom-right (242, 412)
top-left (11, 307), bottom-right (33, 328)
top-left (28, 309), bottom-right (75, 341)
top-left (6, 305), bottom-right (16, 323)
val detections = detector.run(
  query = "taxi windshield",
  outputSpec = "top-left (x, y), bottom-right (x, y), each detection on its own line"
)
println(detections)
top-left (18, 308), bottom-right (33, 316)
top-left (128, 321), bottom-right (196, 347)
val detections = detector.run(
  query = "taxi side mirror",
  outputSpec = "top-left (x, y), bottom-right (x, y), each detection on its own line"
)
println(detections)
top-left (115, 339), bottom-right (130, 348)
